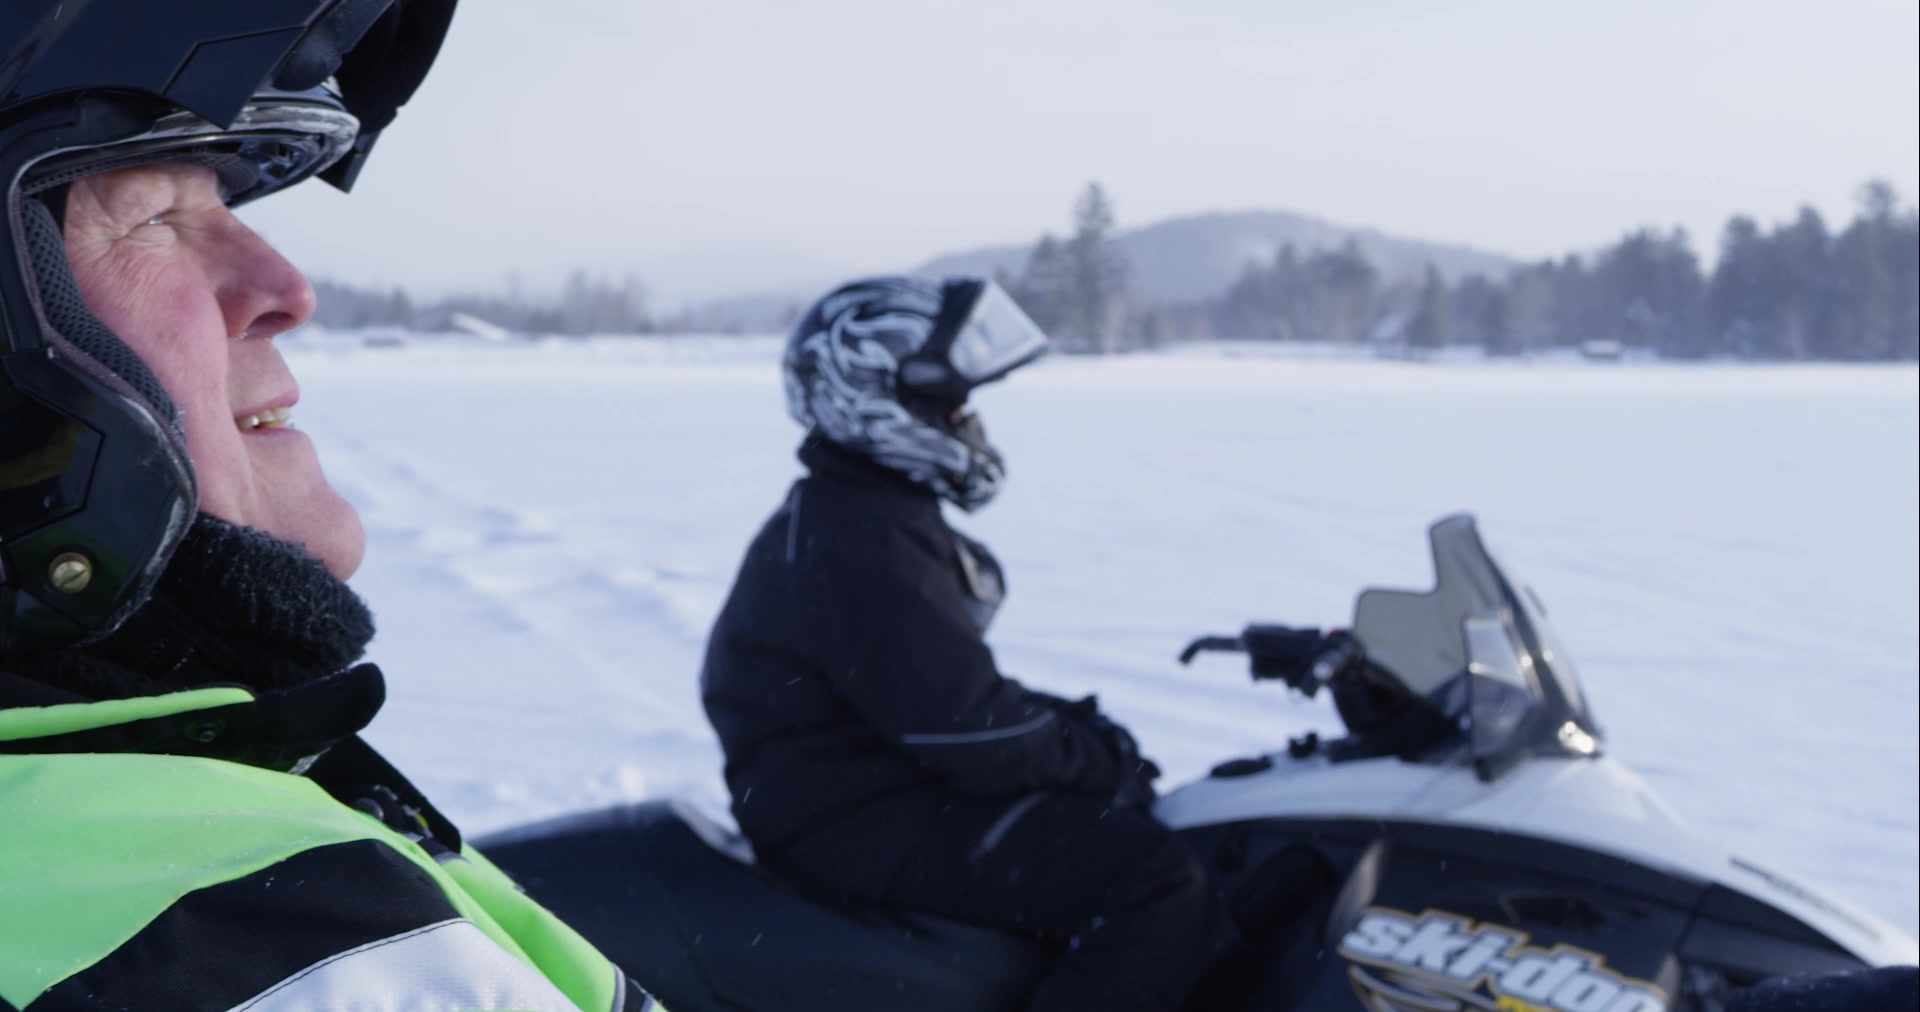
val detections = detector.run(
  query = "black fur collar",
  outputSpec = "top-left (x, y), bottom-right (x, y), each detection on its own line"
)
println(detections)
top-left (0, 514), bottom-right (374, 703)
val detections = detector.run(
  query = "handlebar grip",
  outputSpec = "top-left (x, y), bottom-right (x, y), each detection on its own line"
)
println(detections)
top-left (1241, 625), bottom-right (1328, 681)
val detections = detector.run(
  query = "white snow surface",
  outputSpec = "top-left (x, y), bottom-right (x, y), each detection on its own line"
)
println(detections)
top-left (283, 333), bottom-right (1920, 937)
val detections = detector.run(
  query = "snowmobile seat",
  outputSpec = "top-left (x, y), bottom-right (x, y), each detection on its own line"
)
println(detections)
top-left (477, 799), bottom-right (1051, 1012)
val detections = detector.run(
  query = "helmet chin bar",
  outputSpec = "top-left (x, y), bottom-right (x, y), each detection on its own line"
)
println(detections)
top-left (0, 185), bottom-right (199, 649)
top-left (940, 411), bottom-right (1007, 513)
top-left (913, 282), bottom-right (1043, 512)
top-left (0, 346), bottom-right (195, 650)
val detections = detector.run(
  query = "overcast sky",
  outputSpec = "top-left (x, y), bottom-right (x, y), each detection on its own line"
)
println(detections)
top-left (242, 0), bottom-right (1920, 307)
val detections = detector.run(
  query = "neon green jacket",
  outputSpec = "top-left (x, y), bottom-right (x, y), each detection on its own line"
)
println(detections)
top-left (0, 678), bottom-right (653, 1012)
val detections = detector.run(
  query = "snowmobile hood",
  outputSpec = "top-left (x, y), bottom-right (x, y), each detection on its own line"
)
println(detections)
top-left (1162, 514), bottom-right (1919, 969)
top-left (1157, 752), bottom-right (1920, 967)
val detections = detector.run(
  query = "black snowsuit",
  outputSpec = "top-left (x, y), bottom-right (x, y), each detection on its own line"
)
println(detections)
top-left (1728, 966), bottom-right (1917, 1012)
top-left (701, 438), bottom-right (1214, 1011)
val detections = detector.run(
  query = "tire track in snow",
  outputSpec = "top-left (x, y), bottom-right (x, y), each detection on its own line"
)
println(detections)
top-left (318, 429), bottom-right (727, 832)
top-left (329, 431), bottom-right (712, 723)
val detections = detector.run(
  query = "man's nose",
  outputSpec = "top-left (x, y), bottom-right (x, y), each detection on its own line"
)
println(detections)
top-left (216, 217), bottom-right (316, 341)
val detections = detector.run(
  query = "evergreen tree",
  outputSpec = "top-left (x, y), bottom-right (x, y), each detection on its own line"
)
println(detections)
top-left (1503, 264), bottom-right (1554, 352)
top-left (1218, 243), bottom-right (1302, 340)
top-left (1892, 206), bottom-right (1920, 360)
top-left (1406, 265), bottom-right (1448, 352)
top-left (557, 269), bottom-right (649, 335)
top-left (1299, 240), bottom-right (1378, 343)
top-left (1827, 182), bottom-right (1905, 359)
top-left (1593, 229), bottom-right (1705, 355)
top-left (1549, 255), bottom-right (1592, 349)
top-left (1009, 234), bottom-right (1071, 335)
top-left (1771, 207), bottom-right (1832, 359)
top-left (1480, 288), bottom-right (1512, 355)
top-left (1450, 274), bottom-right (1513, 354)
top-left (1063, 182), bottom-right (1130, 352)
top-left (1708, 216), bottom-right (1781, 356)
top-left (1217, 260), bottom-right (1270, 339)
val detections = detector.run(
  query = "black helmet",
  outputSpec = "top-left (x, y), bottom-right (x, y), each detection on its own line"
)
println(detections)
top-left (783, 276), bottom-right (1050, 511)
top-left (0, 0), bottom-right (455, 650)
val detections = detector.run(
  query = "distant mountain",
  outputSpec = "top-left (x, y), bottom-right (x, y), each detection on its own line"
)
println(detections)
top-left (915, 209), bottom-right (1516, 303)
top-left (676, 208), bottom-right (1518, 328)
top-left (636, 242), bottom-right (867, 310)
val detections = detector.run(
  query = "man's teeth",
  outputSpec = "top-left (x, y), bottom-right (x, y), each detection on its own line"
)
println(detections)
top-left (239, 406), bottom-right (292, 430)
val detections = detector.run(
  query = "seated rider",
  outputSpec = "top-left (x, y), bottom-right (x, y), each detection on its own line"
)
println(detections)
top-left (700, 276), bottom-right (1215, 1011)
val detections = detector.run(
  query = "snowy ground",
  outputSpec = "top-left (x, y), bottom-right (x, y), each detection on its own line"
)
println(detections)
top-left (284, 333), bottom-right (1920, 937)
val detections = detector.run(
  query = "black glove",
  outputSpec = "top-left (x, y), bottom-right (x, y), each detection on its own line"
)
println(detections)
top-left (1241, 626), bottom-right (1366, 693)
top-left (1043, 692), bottom-right (1162, 809)
top-left (1727, 966), bottom-right (1917, 1012)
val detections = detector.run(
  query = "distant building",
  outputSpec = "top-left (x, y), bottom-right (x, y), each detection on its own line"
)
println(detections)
top-left (448, 312), bottom-right (513, 343)
top-left (1579, 339), bottom-right (1624, 361)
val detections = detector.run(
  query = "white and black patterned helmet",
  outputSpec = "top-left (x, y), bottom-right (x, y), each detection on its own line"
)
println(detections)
top-left (783, 276), bottom-right (1050, 511)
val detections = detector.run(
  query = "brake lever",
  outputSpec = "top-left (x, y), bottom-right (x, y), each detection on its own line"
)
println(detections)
top-left (1182, 625), bottom-right (1359, 696)
top-left (1178, 635), bottom-right (1246, 665)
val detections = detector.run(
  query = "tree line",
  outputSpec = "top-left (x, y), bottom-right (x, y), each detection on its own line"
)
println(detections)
top-left (313, 181), bottom-right (1916, 361)
top-left (1003, 180), bottom-right (1919, 360)
top-left (311, 270), bottom-right (652, 337)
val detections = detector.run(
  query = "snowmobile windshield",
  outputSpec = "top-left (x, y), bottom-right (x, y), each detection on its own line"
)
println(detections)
top-left (1350, 515), bottom-right (1600, 777)
top-left (946, 281), bottom-right (1050, 385)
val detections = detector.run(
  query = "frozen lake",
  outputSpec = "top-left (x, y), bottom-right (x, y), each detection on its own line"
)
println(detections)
top-left (285, 334), bottom-right (1920, 937)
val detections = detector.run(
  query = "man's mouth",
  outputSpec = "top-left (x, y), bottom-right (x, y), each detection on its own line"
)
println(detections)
top-left (238, 406), bottom-right (293, 431)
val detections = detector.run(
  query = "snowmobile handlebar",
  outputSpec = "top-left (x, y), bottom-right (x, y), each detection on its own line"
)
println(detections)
top-left (1176, 635), bottom-right (1246, 664)
top-left (1179, 624), bottom-right (1363, 697)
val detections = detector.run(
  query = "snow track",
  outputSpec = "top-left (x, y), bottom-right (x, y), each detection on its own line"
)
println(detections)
top-left (318, 426), bottom-right (725, 830)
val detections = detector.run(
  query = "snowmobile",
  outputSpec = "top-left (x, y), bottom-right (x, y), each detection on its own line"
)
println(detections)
top-left (479, 514), bottom-right (1919, 1011)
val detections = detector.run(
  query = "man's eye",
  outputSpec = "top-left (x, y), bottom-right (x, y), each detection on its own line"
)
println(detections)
top-left (143, 214), bottom-right (168, 227)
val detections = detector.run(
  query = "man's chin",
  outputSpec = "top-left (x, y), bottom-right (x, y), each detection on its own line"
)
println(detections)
top-left (236, 484), bottom-right (366, 582)
top-left (304, 491), bottom-right (366, 581)
top-left (239, 446), bottom-right (366, 580)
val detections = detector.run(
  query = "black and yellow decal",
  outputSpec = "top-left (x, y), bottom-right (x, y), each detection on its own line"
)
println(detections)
top-left (1337, 906), bottom-right (1669, 1012)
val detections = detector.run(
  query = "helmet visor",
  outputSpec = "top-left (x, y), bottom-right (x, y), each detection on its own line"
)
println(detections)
top-left (22, 97), bottom-right (360, 209)
top-left (947, 281), bottom-right (1051, 385)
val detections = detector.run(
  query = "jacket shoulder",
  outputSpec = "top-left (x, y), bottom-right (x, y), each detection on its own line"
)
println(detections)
top-left (791, 474), bottom-right (949, 558)
top-left (0, 752), bottom-right (607, 1012)
top-left (0, 753), bottom-right (418, 1005)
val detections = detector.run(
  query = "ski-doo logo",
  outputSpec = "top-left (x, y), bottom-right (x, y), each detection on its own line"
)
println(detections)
top-left (1339, 907), bottom-right (1668, 1012)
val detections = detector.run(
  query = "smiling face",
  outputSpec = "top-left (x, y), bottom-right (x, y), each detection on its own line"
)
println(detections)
top-left (61, 162), bottom-right (364, 579)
